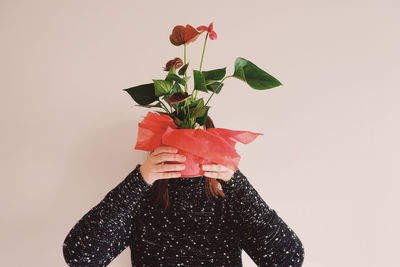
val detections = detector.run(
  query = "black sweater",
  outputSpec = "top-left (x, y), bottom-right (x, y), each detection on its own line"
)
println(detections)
top-left (63, 164), bottom-right (304, 266)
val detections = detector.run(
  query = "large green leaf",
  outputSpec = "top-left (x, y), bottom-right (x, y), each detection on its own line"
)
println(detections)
top-left (207, 82), bottom-right (224, 94)
top-left (153, 79), bottom-right (173, 97)
top-left (233, 57), bottom-right (282, 90)
top-left (202, 67), bottom-right (226, 82)
top-left (193, 70), bottom-right (208, 92)
top-left (123, 83), bottom-right (157, 105)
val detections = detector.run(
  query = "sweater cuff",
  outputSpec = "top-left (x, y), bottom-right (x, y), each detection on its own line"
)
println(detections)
top-left (133, 164), bottom-right (153, 187)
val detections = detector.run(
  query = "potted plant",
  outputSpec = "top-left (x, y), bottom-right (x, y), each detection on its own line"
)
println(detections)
top-left (123, 22), bottom-right (282, 177)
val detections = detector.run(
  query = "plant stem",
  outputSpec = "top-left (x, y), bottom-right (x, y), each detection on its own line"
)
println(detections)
top-left (199, 32), bottom-right (208, 72)
top-left (204, 75), bottom-right (233, 106)
top-left (193, 32), bottom-right (209, 101)
top-left (159, 100), bottom-right (172, 115)
top-left (186, 100), bottom-right (191, 128)
top-left (183, 43), bottom-right (188, 93)
top-left (184, 43), bottom-right (187, 65)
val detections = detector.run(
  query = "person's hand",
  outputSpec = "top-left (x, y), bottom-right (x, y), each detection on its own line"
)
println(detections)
top-left (201, 163), bottom-right (234, 182)
top-left (139, 145), bottom-right (186, 185)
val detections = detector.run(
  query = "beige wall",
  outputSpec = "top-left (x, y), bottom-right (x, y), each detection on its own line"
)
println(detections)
top-left (1, 0), bottom-right (399, 266)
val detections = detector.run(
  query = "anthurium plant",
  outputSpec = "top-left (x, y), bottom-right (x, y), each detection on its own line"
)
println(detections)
top-left (123, 22), bottom-right (282, 129)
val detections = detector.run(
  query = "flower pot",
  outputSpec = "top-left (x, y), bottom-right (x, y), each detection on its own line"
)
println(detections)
top-left (135, 112), bottom-right (263, 177)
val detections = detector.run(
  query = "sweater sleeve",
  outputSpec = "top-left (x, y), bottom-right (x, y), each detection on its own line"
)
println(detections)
top-left (62, 164), bottom-right (152, 267)
top-left (218, 168), bottom-right (305, 267)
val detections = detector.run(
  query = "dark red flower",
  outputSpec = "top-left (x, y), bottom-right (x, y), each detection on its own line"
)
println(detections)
top-left (164, 57), bottom-right (183, 71)
top-left (169, 24), bottom-right (201, 46)
top-left (169, 92), bottom-right (190, 103)
top-left (197, 22), bottom-right (217, 40)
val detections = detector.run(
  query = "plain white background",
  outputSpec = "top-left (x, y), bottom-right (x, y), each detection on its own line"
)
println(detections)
top-left (0, 0), bottom-right (399, 266)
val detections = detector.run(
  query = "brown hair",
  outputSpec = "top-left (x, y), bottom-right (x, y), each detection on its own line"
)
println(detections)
top-left (150, 116), bottom-right (226, 210)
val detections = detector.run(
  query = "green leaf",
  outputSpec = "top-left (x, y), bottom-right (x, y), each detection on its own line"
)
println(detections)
top-left (123, 83), bottom-right (157, 105)
top-left (189, 106), bottom-right (208, 119)
top-left (233, 65), bottom-right (246, 81)
top-left (136, 102), bottom-right (162, 108)
top-left (207, 82), bottom-right (224, 94)
top-left (165, 73), bottom-right (176, 83)
top-left (202, 67), bottom-right (226, 82)
top-left (193, 70), bottom-right (208, 92)
top-left (196, 106), bottom-right (210, 125)
top-left (166, 73), bottom-right (191, 86)
top-left (195, 98), bottom-right (204, 108)
top-left (166, 74), bottom-right (185, 86)
top-left (189, 98), bottom-right (204, 109)
top-left (233, 57), bottom-right (282, 90)
top-left (178, 62), bottom-right (189, 76)
top-left (171, 81), bottom-right (182, 94)
top-left (153, 79), bottom-right (173, 97)
top-left (168, 65), bottom-right (176, 75)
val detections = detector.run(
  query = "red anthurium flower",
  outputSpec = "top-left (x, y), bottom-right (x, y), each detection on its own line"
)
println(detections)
top-left (169, 92), bottom-right (190, 103)
top-left (197, 22), bottom-right (217, 40)
top-left (169, 24), bottom-right (201, 46)
top-left (164, 57), bottom-right (183, 71)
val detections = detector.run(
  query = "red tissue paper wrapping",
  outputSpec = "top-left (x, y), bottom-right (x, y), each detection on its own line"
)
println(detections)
top-left (135, 112), bottom-right (263, 177)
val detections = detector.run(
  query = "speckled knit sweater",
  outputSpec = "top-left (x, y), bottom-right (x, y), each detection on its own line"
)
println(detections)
top-left (63, 164), bottom-right (304, 266)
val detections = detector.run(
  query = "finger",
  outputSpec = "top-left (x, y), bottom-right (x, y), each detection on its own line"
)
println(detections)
top-left (153, 152), bottom-right (186, 164)
top-left (156, 171), bottom-right (182, 179)
top-left (154, 163), bottom-right (186, 173)
top-left (201, 164), bottom-right (230, 172)
top-left (152, 146), bottom-right (178, 156)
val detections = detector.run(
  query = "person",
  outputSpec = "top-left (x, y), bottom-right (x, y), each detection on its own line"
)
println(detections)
top-left (62, 116), bottom-right (305, 266)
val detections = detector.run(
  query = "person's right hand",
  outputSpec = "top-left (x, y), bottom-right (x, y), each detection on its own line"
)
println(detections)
top-left (139, 145), bottom-right (186, 185)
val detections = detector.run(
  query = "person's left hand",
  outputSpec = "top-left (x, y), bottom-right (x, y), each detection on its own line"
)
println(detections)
top-left (201, 163), bottom-right (234, 182)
